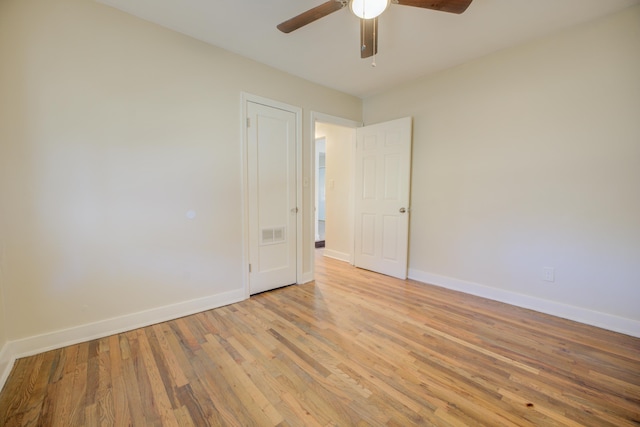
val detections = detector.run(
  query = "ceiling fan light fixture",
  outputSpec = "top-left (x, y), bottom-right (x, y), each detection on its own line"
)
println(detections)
top-left (350, 0), bottom-right (390, 19)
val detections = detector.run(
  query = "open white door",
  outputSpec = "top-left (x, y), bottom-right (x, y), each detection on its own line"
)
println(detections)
top-left (247, 100), bottom-right (298, 294)
top-left (354, 117), bottom-right (412, 279)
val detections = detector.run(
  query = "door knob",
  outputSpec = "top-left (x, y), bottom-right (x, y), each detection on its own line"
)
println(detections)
top-left (399, 207), bottom-right (406, 213)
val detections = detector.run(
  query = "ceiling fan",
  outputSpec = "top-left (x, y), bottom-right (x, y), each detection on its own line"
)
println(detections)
top-left (277, 0), bottom-right (473, 60)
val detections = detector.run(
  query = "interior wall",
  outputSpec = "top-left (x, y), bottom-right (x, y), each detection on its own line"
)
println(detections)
top-left (315, 123), bottom-right (356, 262)
top-left (0, 276), bottom-right (6, 350)
top-left (0, 0), bottom-right (361, 342)
top-left (363, 5), bottom-right (640, 330)
top-left (0, 279), bottom-right (6, 385)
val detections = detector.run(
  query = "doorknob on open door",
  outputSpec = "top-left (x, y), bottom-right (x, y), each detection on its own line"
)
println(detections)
top-left (399, 207), bottom-right (406, 213)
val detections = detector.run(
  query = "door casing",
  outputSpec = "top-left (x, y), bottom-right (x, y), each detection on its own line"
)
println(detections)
top-left (241, 93), bottom-right (302, 297)
top-left (309, 112), bottom-right (361, 281)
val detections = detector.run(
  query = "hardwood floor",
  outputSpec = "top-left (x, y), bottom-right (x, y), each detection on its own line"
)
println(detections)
top-left (1, 251), bottom-right (639, 426)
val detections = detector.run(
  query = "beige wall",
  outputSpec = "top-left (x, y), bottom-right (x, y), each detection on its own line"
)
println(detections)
top-left (0, 282), bottom-right (5, 349)
top-left (0, 0), bottom-right (361, 341)
top-left (0, 273), bottom-right (6, 380)
top-left (364, 6), bottom-right (640, 324)
top-left (315, 122), bottom-right (356, 262)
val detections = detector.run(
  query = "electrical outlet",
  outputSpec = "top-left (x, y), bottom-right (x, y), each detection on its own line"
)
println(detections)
top-left (543, 267), bottom-right (555, 282)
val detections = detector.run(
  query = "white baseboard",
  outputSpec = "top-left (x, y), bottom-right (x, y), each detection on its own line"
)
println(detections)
top-left (408, 269), bottom-right (640, 339)
top-left (0, 288), bottom-right (246, 392)
top-left (323, 249), bottom-right (351, 263)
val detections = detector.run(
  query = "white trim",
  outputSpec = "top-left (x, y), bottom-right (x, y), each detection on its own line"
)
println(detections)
top-left (408, 268), bottom-right (640, 338)
top-left (240, 93), bottom-right (251, 299)
top-left (309, 112), bottom-right (361, 278)
top-left (295, 104), bottom-right (303, 286)
top-left (0, 342), bottom-right (13, 393)
top-left (323, 249), bottom-right (352, 263)
top-left (300, 272), bottom-right (314, 284)
top-left (241, 93), bottom-right (303, 291)
top-left (312, 112), bottom-right (363, 129)
top-left (0, 288), bottom-right (245, 391)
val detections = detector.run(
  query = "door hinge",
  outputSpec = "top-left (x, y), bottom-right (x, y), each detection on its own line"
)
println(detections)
top-left (246, 118), bottom-right (250, 127)
top-left (248, 263), bottom-right (252, 273)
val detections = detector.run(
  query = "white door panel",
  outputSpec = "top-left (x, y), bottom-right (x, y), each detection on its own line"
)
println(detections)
top-left (354, 117), bottom-right (412, 279)
top-left (247, 101), bottom-right (297, 294)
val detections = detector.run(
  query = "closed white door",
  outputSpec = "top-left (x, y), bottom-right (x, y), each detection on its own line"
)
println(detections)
top-left (247, 101), bottom-right (298, 294)
top-left (354, 117), bottom-right (412, 279)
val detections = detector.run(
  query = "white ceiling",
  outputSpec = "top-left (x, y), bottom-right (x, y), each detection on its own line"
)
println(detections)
top-left (96, 0), bottom-right (639, 98)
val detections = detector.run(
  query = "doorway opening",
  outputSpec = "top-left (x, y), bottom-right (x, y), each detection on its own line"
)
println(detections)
top-left (315, 138), bottom-right (326, 248)
top-left (310, 112), bottom-right (360, 279)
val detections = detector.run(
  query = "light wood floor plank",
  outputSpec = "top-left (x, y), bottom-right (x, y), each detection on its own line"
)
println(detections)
top-left (1, 250), bottom-right (639, 426)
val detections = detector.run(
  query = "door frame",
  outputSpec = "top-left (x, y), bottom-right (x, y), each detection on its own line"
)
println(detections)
top-left (241, 93), bottom-right (303, 298)
top-left (314, 137), bottom-right (326, 244)
top-left (309, 112), bottom-right (361, 280)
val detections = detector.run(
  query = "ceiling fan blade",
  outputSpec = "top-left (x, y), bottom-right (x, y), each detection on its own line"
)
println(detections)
top-left (277, 1), bottom-right (346, 33)
top-left (394, 0), bottom-right (473, 14)
top-left (360, 18), bottom-right (378, 59)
